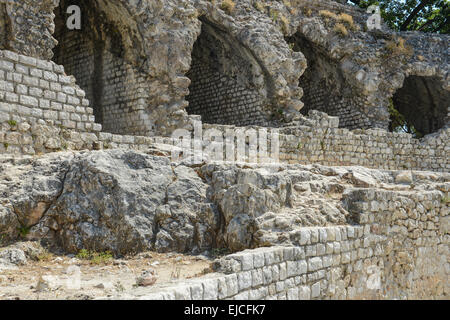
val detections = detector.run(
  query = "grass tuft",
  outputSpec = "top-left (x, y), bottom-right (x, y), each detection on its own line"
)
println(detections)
top-left (221, 0), bottom-right (235, 14)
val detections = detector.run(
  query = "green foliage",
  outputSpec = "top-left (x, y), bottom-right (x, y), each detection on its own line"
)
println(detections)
top-left (17, 225), bottom-right (31, 238)
top-left (76, 249), bottom-right (113, 264)
top-left (270, 8), bottom-right (279, 21)
top-left (388, 99), bottom-right (423, 138)
top-left (320, 140), bottom-right (325, 151)
top-left (8, 120), bottom-right (17, 127)
top-left (348, 0), bottom-right (449, 34)
top-left (37, 249), bottom-right (53, 262)
top-left (210, 248), bottom-right (230, 258)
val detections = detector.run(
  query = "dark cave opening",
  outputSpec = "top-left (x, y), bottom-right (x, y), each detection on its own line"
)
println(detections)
top-left (287, 32), bottom-right (386, 130)
top-left (391, 75), bottom-right (449, 137)
top-left (185, 17), bottom-right (270, 127)
top-left (52, 0), bottom-right (138, 135)
top-left (286, 33), bottom-right (367, 129)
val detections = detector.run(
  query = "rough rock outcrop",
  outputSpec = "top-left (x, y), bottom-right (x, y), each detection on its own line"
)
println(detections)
top-left (3, 0), bottom-right (447, 136)
top-left (0, 248), bottom-right (27, 270)
top-left (1, 150), bottom-right (447, 255)
top-left (0, 150), bottom-right (219, 254)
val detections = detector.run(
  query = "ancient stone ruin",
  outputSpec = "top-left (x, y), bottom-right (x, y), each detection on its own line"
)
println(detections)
top-left (0, 0), bottom-right (448, 300)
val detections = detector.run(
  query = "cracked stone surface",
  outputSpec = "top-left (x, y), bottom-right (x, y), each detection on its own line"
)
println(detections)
top-left (1, 0), bottom-right (447, 134)
top-left (1, 149), bottom-right (448, 255)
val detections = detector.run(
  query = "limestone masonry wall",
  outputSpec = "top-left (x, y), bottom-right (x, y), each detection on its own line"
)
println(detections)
top-left (52, 1), bottom-right (153, 136)
top-left (202, 112), bottom-right (449, 172)
top-left (278, 116), bottom-right (449, 172)
top-left (116, 189), bottom-right (448, 299)
top-left (0, 50), bottom-right (102, 154)
top-left (186, 55), bottom-right (268, 127)
top-left (0, 50), bottom-right (448, 172)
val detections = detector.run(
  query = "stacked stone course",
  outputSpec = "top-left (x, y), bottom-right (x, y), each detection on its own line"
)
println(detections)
top-left (0, 50), bottom-right (99, 131)
top-left (1, 55), bottom-right (448, 173)
top-left (116, 189), bottom-right (448, 300)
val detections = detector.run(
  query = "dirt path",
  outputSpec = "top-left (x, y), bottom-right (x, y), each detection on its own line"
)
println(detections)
top-left (0, 249), bottom-right (213, 300)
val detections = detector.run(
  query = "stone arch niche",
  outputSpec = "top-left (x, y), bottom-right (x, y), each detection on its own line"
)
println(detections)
top-left (52, 0), bottom-right (151, 136)
top-left (186, 17), bottom-right (272, 127)
top-left (392, 75), bottom-right (449, 136)
top-left (287, 32), bottom-right (375, 130)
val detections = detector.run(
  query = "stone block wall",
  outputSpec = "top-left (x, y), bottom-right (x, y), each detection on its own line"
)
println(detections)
top-left (298, 72), bottom-right (373, 129)
top-left (196, 113), bottom-right (449, 172)
top-left (0, 50), bottom-right (101, 148)
top-left (185, 18), bottom-right (271, 127)
top-left (119, 188), bottom-right (448, 300)
top-left (278, 111), bottom-right (449, 172)
top-left (186, 57), bottom-right (268, 127)
top-left (279, 128), bottom-right (449, 172)
top-left (0, 50), bottom-right (448, 172)
top-left (52, 1), bottom-right (153, 136)
top-left (1, 108), bottom-right (449, 173)
top-left (288, 33), bottom-right (375, 130)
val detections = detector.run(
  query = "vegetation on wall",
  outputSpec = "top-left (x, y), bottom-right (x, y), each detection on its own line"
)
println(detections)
top-left (388, 99), bottom-right (423, 138)
top-left (346, 0), bottom-right (449, 34)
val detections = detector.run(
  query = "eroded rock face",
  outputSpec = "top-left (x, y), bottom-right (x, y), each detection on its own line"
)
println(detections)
top-left (43, 151), bottom-right (223, 255)
top-left (2, 0), bottom-right (448, 135)
top-left (0, 150), bottom-right (220, 255)
top-left (0, 150), bottom-right (449, 255)
top-left (0, 248), bottom-right (27, 270)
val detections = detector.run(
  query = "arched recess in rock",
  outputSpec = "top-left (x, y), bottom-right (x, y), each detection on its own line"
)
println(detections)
top-left (286, 32), bottom-right (374, 130)
top-left (391, 75), bottom-right (449, 136)
top-left (52, 0), bottom-right (151, 136)
top-left (185, 17), bottom-right (274, 127)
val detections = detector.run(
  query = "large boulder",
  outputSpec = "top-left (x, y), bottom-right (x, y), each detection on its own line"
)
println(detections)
top-left (0, 150), bottom-right (220, 255)
top-left (0, 248), bottom-right (27, 270)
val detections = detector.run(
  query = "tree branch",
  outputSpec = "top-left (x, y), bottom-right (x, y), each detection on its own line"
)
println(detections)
top-left (431, 17), bottom-right (449, 32)
top-left (400, 0), bottom-right (434, 31)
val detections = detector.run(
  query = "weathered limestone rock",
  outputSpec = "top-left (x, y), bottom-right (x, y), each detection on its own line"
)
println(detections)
top-left (1, 149), bottom-right (448, 255)
top-left (4, 0), bottom-right (446, 136)
top-left (0, 150), bottom-right (221, 255)
top-left (0, 248), bottom-right (27, 269)
top-left (136, 269), bottom-right (158, 287)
